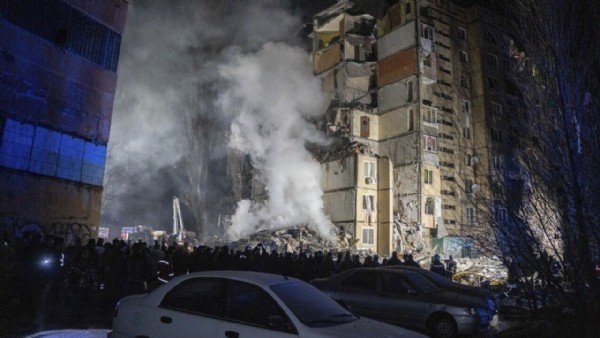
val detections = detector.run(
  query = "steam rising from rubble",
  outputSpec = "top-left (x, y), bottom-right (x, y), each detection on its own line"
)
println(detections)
top-left (218, 43), bottom-right (337, 242)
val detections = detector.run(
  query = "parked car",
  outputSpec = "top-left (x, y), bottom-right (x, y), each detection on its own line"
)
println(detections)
top-left (310, 268), bottom-right (494, 338)
top-left (382, 265), bottom-right (498, 315)
top-left (109, 270), bottom-right (426, 338)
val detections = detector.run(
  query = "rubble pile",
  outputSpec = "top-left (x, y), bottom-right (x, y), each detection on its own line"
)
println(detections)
top-left (203, 226), bottom-right (357, 255)
top-left (453, 256), bottom-right (508, 286)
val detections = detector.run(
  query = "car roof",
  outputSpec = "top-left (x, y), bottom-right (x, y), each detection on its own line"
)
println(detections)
top-left (169, 270), bottom-right (302, 287)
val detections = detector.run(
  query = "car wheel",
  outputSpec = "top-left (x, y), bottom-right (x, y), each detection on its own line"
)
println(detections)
top-left (428, 314), bottom-right (457, 338)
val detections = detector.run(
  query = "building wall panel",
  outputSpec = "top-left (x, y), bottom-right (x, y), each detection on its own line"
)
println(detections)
top-left (377, 48), bottom-right (416, 88)
top-left (379, 133), bottom-right (419, 165)
top-left (313, 45), bottom-right (341, 74)
top-left (323, 189), bottom-right (356, 223)
top-left (378, 24), bottom-right (416, 60)
top-left (0, 169), bottom-right (102, 234)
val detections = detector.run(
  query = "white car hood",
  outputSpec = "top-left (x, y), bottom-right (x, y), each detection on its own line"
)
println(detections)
top-left (310, 317), bottom-right (427, 338)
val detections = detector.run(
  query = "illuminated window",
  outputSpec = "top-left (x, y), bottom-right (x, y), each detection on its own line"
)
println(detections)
top-left (424, 135), bottom-right (437, 152)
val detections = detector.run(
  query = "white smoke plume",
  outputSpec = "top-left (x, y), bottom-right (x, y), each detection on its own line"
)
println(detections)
top-left (218, 42), bottom-right (337, 242)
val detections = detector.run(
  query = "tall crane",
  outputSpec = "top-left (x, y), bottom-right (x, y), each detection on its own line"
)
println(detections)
top-left (172, 196), bottom-right (185, 242)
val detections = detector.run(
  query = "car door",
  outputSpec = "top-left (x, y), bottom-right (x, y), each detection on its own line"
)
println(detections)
top-left (378, 272), bottom-right (428, 328)
top-left (152, 277), bottom-right (223, 338)
top-left (218, 280), bottom-right (299, 338)
top-left (336, 270), bottom-right (383, 321)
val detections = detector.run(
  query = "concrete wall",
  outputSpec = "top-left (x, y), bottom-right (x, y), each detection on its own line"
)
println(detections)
top-left (377, 47), bottom-right (417, 88)
top-left (378, 23), bottom-right (416, 60)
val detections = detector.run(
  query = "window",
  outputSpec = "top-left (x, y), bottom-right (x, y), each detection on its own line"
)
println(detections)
top-left (460, 75), bottom-right (469, 88)
top-left (0, 119), bottom-right (106, 186)
top-left (424, 197), bottom-right (434, 215)
top-left (160, 278), bottom-right (224, 317)
top-left (465, 153), bottom-right (472, 166)
top-left (423, 53), bottom-right (432, 67)
top-left (459, 50), bottom-right (468, 63)
top-left (226, 280), bottom-right (293, 331)
top-left (381, 273), bottom-right (414, 294)
top-left (463, 126), bottom-right (471, 140)
top-left (494, 154), bottom-right (504, 168)
top-left (362, 228), bottom-right (374, 245)
top-left (424, 168), bottom-right (433, 184)
top-left (422, 24), bottom-right (434, 40)
top-left (363, 194), bottom-right (374, 211)
top-left (408, 108), bottom-right (415, 131)
top-left (458, 27), bottom-right (466, 40)
top-left (491, 128), bottom-right (503, 142)
top-left (360, 116), bottom-right (370, 138)
top-left (495, 206), bottom-right (507, 223)
top-left (406, 2), bottom-right (412, 14)
top-left (462, 100), bottom-right (471, 114)
top-left (423, 106), bottom-right (437, 124)
top-left (488, 77), bottom-right (499, 90)
top-left (466, 207), bottom-right (474, 225)
top-left (341, 271), bottom-right (377, 290)
top-left (364, 161), bottom-right (376, 179)
top-left (407, 80), bottom-right (414, 102)
top-left (1, 1), bottom-right (122, 71)
top-left (487, 53), bottom-right (499, 67)
top-left (443, 204), bottom-right (456, 210)
top-left (491, 102), bottom-right (502, 115)
top-left (465, 179), bottom-right (473, 193)
top-left (441, 161), bottom-right (455, 169)
top-left (424, 135), bottom-right (437, 152)
top-left (485, 30), bottom-right (497, 45)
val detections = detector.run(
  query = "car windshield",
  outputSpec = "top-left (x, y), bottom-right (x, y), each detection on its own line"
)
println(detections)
top-left (271, 281), bottom-right (358, 327)
top-left (403, 270), bottom-right (441, 293)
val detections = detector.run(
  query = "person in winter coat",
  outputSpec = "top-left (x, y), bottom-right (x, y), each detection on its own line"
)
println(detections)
top-left (430, 254), bottom-right (446, 277)
top-left (445, 255), bottom-right (457, 280)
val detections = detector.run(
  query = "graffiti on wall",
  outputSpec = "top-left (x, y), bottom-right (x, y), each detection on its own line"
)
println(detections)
top-left (47, 222), bottom-right (97, 246)
top-left (0, 216), bottom-right (97, 246)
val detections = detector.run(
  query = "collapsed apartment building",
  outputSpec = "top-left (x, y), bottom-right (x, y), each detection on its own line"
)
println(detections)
top-left (310, 0), bottom-right (515, 258)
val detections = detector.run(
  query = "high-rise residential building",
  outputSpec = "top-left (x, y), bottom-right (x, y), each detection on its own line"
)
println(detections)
top-left (312, 0), bottom-right (512, 257)
top-left (0, 0), bottom-right (128, 242)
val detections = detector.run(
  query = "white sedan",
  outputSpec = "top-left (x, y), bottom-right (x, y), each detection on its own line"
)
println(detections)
top-left (109, 270), bottom-right (426, 338)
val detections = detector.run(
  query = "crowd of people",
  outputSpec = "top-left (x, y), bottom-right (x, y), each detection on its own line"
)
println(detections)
top-left (0, 231), bottom-right (460, 323)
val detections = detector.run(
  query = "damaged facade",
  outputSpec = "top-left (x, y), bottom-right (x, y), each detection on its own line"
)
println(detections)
top-left (0, 1), bottom-right (128, 242)
top-left (312, 0), bottom-right (514, 258)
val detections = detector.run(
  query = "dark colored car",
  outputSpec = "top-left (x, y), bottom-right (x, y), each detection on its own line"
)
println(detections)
top-left (382, 265), bottom-right (497, 314)
top-left (310, 268), bottom-right (495, 338)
